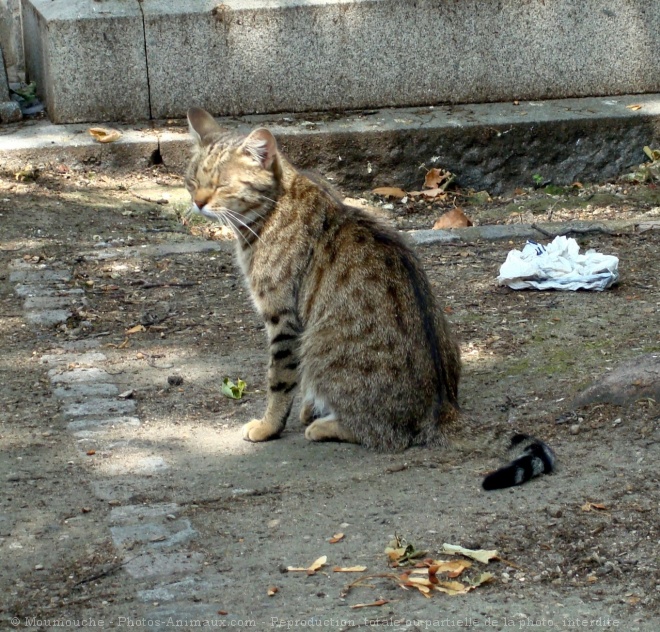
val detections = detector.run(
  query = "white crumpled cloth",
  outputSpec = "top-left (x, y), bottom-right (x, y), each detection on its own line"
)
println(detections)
top-left (497, 236), bottom-right (619, 291)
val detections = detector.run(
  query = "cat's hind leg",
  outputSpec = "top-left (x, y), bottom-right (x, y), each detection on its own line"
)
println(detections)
top-left (304, 414), bottom-right (359, 444)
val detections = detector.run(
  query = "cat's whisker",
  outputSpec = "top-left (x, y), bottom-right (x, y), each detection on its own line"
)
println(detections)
top-left (223, 208), bottom-right (263, 244)
top-left (219, 211), bottom-right (253, 249)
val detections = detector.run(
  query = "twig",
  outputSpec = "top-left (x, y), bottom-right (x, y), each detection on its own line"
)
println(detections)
top-left (72, 555), bottom-right (141, 588)
top-left (341, 573), bottom-right (401, 598)
top-left (131, 280), bottom-right (197, 289)
top-left (130, 191), bottom-right (168, 205)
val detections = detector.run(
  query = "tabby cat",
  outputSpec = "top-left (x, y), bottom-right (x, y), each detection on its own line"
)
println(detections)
top-left (185, 107), bottom-right (461, 452)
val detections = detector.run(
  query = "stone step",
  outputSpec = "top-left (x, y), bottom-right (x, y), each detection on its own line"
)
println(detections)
top-left (3, 93), bottom-right (660, 194)
top-left (22, 0), bottom-right (660, 124)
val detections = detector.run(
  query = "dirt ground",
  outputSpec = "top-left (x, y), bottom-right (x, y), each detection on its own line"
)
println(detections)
top-left (0, 160), bottom-right (659, 631)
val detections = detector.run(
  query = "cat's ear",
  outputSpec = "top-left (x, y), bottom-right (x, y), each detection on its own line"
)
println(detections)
top-left (187, 107), bottom-right (221, 147)
top-left (241, 128), bottom-right (278, 170)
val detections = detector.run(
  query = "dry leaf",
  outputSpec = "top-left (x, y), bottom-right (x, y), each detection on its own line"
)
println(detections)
top-left (329, 533), bottom-right (344, 544)
top-left (626, 104), bottom-right (642, 111)
top-left (372, 186), bottom-right (406, 199)
top-left (470, 572), bottom-right (495, 587)
top-left (126, 324), bottom-right (146, 335)
top-left (350, 599), bottom-right (390, 609)
top-left (89, 127), bottom-right (122, 143)
top-left (287, 555), bottom-right (327, 574)
top-left (434, 580), bottom-right (471, 596)
top-left (412, 559), bottom-right (472, 578)
top-left (424, 168), bottom-right (450, 189)
top-left (433, 208), bottom-right (473, 230)
top-left (409, 188), bottom-right (447, 199)
top-left (581, 502), bottom-right (608, 512)
top-left (86, 449), bottom-right (96, 456)
top-left (442, 543), bottom-right (498, 564)
top-left (267, 585), bottom-right (278, 596)
top-left (333, 566), bottom-right (368, 573)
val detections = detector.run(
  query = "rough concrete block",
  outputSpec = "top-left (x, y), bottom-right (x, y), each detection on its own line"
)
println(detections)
top-left (53, 383), bottom-right (119, 399)
top-left (9, 268), bottom-right (70, 283)
top-left (49, 367), bottom-right (112, 383)
top-left (24, 295), bottom-right (86, 310)
top-left (21, 0), bottom-right (150, 123)
top-left (67, 415), bottom-right (141, 434)
top-left (110, 518), bottom-right (196, 548)
top-left (124, 551), bottom-right (203, 578)
top-left (142, 0), bottom-right (660, 119)
top-left (0, 42), bottom-right (22, 122)
top-left (25, 309), bottom-right (71, 326)
top-left (40, 352), bottom-right (107, 366)
top-left (62, 398), bottom-right (136, 418)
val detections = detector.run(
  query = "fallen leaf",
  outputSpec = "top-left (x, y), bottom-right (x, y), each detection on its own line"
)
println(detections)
top-left (643, 146), bottom-right (660, 162)
top-left (470, 572), bottom-right (495, 587)
top-left (14, 164), bottom-right (38, 182)
top-left (86, 450), bottom-right (96, 456)
top-left (571, 182), bottom-right (584, 189)
top-left (221, 377), bottom-right (247, 399)
top-left (333, 566), bottom-right (368, 573)
top-left (329, 533), bottom-right (345, 544)
top-left (581, 502), bottom-right (608, 512)
top-left (626, 104), bottom-right (642, 111)
top-left (434, 580), bottom-right (471, 596)
top-left (287, 555), bottom-right (327, 574)
top-left (424, 168), bottom-right (452, 189)
top-left (217, 610), bottom-right (228, 616)
top-left (126, 324), bottom-right (146, 335)
top-left (441, 543), bottom-right (498, 564)
top-left (89, 127), bottom-right (122, 143)
top-left (349, 599), bottom-right (389, 609)
top-left (433, 208), bottom-right (473, 230)
top-left (372, 186), bottom-right (406, 199)
top-left (267, 585), bottom-right (278, 596)
top-left (412, 559), bottom-right (472, 577)
top-left (409, 188), bottom-right (447, 199)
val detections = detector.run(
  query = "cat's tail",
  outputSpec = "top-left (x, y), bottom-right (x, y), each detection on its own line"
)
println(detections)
top-left (482, 433), bottom-right (556, 491)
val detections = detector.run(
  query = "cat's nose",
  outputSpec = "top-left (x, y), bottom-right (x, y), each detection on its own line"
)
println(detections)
top-left (194, 195), bottom-right (211, 209)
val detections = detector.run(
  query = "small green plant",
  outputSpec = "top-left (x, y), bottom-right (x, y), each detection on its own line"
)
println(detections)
top-left (532, 173), bottom-right (544, 186)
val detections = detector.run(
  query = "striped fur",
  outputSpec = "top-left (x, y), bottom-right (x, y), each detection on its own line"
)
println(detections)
top-left (185, 107), bottom-right (461, 452)
top-left (482, 434), bottom-right (556, 490)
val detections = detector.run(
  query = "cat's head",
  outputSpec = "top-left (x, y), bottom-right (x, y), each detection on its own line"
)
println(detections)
top-left (185, 107), bottom-right (281, 228)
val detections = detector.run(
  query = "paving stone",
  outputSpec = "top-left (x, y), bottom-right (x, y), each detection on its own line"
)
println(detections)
top-left (49, 367), bottom-right (112, 384)
top-left (14, 284), bottom-right (82, 297)
top-left (110, 503), bottom-right (179, 524)
top-left (62, 398), bottom-right (136, 418)
top-left (137, 577), bottom-right (211, 603)
top-left (53, 383), bottom-right (119, 399)
top-left (24, 295), bottom-right (86, 310)
top-left (25, 309), bottom-right (72, 326)
top-left (105, 456), bottom-right (169, 475)
top-left (9, 269), bottom-right (71, 283)
top-left (90, 480), bottom-right (143, 502)
top-left (124, 551), bottom-right (204, 579)
top-left (67, 416), bottom-right (141, 434)
top-left (40, 352), bottom-right (107, 366)
top-left (110, 518), bottom-right (196, 549)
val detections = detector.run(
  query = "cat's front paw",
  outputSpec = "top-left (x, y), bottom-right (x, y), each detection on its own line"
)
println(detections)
top-left (242, 418), bottom-right (280, 442)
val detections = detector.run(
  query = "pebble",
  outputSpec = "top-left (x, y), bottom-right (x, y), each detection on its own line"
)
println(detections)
top-left (569, 424), bottom-right (580, 435)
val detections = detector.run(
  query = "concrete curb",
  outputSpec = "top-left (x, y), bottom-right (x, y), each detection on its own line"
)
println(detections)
top-left (2, 94), bottom-right (659, 193)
